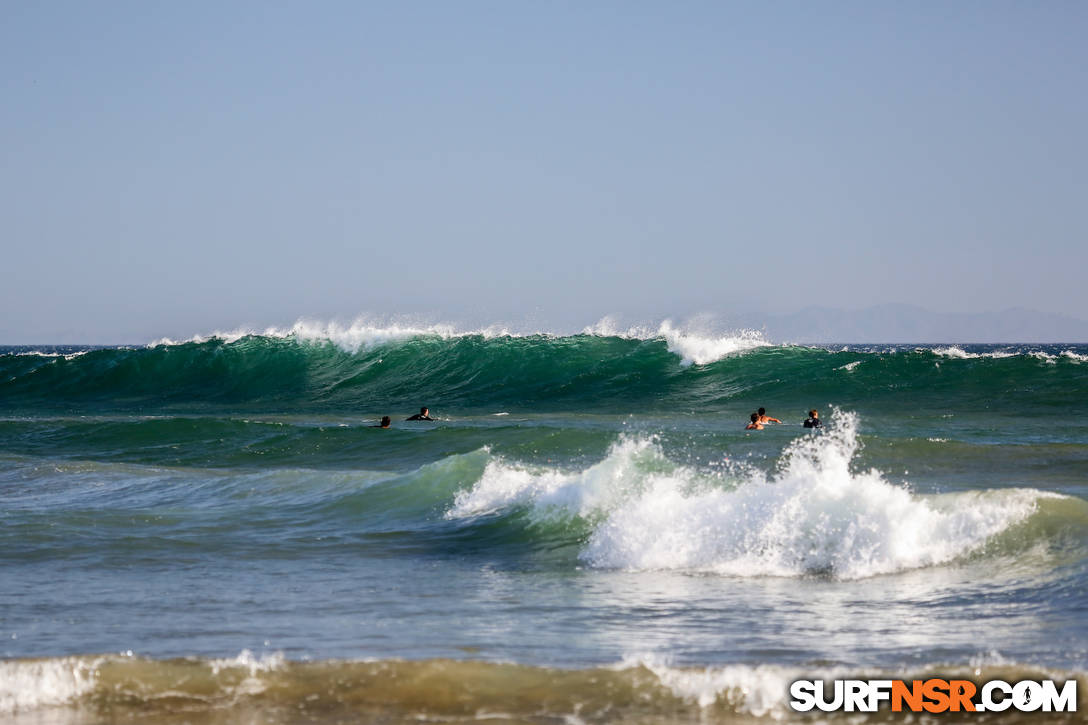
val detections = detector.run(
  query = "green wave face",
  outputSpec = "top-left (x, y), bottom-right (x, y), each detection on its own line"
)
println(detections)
top-left (2, 336), bottom-right (1086, 414)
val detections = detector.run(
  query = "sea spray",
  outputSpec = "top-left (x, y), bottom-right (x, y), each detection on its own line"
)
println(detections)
top-left (583, 316), bottom-right (770, 365)
top-left (447, 413), bottom-right (1048, 579)
top-left (446, 436), bottom-right (663, 522)
top-left (0, 656), bottom-right (101, 714)
top-left (586, 412), bottom-right (1045, 578)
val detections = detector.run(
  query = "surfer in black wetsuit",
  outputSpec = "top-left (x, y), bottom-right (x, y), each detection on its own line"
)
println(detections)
top-left (373, 416), bottom-right (391, 428)
top-left (803, 410), bottom-right (821, 428)
top-left (406, 407), bottom-right (434, 421)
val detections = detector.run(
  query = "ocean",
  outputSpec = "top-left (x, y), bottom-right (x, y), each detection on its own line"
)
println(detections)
top-left (2, 322), bottom-right (1086, 723)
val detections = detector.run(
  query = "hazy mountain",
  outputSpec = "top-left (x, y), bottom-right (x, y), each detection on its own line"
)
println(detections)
top-left (760, 304), bottom-right (1088, 343)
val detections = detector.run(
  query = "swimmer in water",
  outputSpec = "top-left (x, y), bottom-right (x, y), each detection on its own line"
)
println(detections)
top-left (746, 413), bottom-right (764, 430)
top-left (803, 409), bottom-right (822, 428)
top-left (757, 407), bottom-right (781, 424)
top-left (406, 407), bottom-right (434, 421)
top-left (372, 416), bottom-right (391, 428)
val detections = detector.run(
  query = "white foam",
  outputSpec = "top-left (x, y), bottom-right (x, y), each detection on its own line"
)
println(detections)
top-left (149, 318), bottom-right (521, 353)
top-left (206, 650), bottom-right (286, 698)
top-left (931, 346), bottom-right (1017, 359)
top-left (618, 655), bottom-right (1086, 715)
top-left (0, 656), bottom-right (100, 714)
top-left (448, 413), bottom-right (1044, 580)
top-left (657, 320), bottom-right (770, 366)
top-left (208, 649), bottom-right (285, 676)
top-left (616, 654), bottom-right (815, 716)
top-left (584, 317), bottom-right (769, 366)
top-left (446, 437), bottom-right (657, 521)
top-left (144, 315), bottom-right (771, 365)
top-left (837, 360), bottom-right (862, 372)
top-left (931, 346), bottom-right (973, 359)
top-left (11, 350), bottom-right (90, 360)
top-left (1061, 350), bottom-right (1088, 363)
top-left (0, 651), bottom-right (288, 715)
top-left (932, 346), bottom-right (1045, 360)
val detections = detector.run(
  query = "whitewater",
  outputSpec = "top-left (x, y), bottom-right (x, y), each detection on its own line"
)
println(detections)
top-left (2, 321), bottom-right (1087, 723)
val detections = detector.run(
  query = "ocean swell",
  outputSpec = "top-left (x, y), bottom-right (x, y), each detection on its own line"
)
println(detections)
top-left (2, 330), bottom-right (1086, 413)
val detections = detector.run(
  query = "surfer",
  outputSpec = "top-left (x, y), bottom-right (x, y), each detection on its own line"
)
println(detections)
top-left (757, 407), bottom-right (781, 424)
top-left (746, 413), bottom-right (763, 430)
top-left (803, 409), bottom-right (821, 428)
top-left (406, 407), bottom-right (434, 421)
top-left (373, 416), bottom-right (391, 428)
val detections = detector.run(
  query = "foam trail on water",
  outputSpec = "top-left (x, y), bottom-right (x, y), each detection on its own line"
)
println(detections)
top-left (447, 412), bottom-right (1048, 579)
top-left (932, 346), bottom-right (1016, 359)
top-left (11, 350), bottom-right (92, 360)
top-left (931, 347), bottom-right (1084, 363)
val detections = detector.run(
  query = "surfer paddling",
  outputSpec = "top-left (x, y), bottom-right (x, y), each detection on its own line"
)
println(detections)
top-left (746, 413), bottom-right (763, 430)
top-left (803, 409), bottom-right (822, 428)
top-left (406, 406), bottom-right (434, 421)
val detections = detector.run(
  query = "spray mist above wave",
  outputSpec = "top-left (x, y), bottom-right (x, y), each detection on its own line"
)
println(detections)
top-left (583, 316), bottom-right (770, 365)
top-left (148, 318), bottom-right (521, 353)
top-left (130, 316), bottom-right (1084, 369)
top-left (446, 412), bottom-right (1050, 579)
top-left (146, 315), bottom-right (771, 364)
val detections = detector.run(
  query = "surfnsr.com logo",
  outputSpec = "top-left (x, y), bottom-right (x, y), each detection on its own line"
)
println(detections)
top-left (789, 679), bottom-right (1077, 713)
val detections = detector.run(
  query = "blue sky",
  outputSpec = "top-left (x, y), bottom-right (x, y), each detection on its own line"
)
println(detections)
top-left (2, 2), bottom-right (1086, 342)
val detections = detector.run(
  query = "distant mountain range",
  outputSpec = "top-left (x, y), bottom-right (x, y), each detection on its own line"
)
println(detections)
top-left (758, 304), bottom-right (1088, 343)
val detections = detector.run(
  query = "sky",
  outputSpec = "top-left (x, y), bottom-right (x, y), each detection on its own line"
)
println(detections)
top-left (2, 1), bottom-right (1086, 343)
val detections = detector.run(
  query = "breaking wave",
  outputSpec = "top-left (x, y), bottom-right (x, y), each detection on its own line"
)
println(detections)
top-left (2, 322), bottom-right (1085, 413)
top-left (2, 652), bottom-right (1083, 723)
top-left (447, 412), bottom-right (1076, 580)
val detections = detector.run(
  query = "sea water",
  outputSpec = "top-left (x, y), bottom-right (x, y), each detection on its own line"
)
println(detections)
top-left (1, 323), bottom-right (1086, 722)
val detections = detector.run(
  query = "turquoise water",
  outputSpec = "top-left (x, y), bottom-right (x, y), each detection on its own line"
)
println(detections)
top-left (1, 329), bottom-right (1086, 721)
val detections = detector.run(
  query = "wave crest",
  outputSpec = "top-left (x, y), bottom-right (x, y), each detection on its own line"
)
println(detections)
top-left (151, 316), bottom-right (772, 365)
top-left (584, 316), bottom-right (769, 365)
top-left (149, 318), bottom-right (521, 353)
